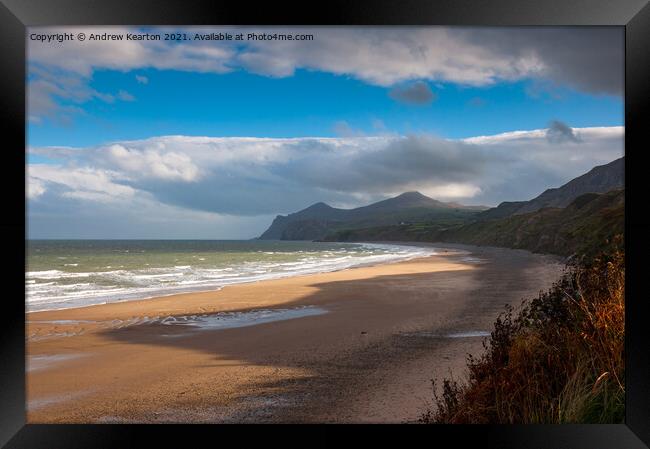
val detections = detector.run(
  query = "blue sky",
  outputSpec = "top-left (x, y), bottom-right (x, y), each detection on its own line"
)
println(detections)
top-left (26, 26), bottom-right (624, 239)
top-left (28, 67), bottom-right (622, 149)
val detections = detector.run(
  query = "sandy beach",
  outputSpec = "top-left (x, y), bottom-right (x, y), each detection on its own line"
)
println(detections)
top-left (26, 243), bottom-right (564, 423)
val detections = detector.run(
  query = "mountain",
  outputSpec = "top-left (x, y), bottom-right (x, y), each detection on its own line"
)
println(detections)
top-left (258, 191), bottom-right (487, 240)
top-left (352, 191), bottom-right (453, 211)
top-left (474, 201), bottom-right (527, 221)
top-left (260, 158), bottom-right (625, 252)
top-left (325, 189), bottom-right (624, 257)
top-left (440, 189), bottom-right (624, 256)
top-left (476, 157), bottom-right (624, 220)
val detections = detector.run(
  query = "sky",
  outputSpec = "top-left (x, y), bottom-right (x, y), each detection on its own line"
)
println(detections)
top-left (26, 26), bottom-right (625, 239)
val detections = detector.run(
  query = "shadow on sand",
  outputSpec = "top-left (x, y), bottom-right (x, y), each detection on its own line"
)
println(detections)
top-left (91, 247), bottom-right (561, 422)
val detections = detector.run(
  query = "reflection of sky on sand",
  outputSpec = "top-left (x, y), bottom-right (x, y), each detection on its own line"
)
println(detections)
top-left (27, 353), bottom-right (87, 372)
top-left (444, 331), bottom-right (490, 338)
top-left (159, 306), bottom-right (328, 333)
top-left (26, 306), bottom-right (329, 342)
top-left (400, 330), bottom-right (490, 339)
top-left (27, 389), bottom-right (93, 411)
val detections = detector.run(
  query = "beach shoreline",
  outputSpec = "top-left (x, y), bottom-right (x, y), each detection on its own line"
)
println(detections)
top-left (27, 243), bottom-right (564, 423)
top-left (26, 241), bottom-right (438, 313)
top-left (26, 243), bottom-right (450, 320)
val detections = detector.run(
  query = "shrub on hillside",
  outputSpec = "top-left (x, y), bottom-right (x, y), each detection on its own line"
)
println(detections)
top-left (422, 237), bottom-right (625, 424)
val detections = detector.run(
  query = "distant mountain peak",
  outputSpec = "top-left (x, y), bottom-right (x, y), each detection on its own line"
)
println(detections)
top-left (304, 201), bottom-right (333, 210)
top-left (513, 157), bottom-right (624, 215)
top-left (476, 157), bottom-right (624, 221)
top-left (259, 190), bottom-right (483, 240)
top-left (396, 191), bottom-right (427, 199)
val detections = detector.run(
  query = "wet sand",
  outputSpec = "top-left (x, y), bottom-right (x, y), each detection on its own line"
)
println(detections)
top-left (26, 243), bottom-right (564, 423)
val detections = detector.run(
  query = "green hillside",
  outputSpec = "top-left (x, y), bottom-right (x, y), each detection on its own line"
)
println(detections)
top-left (259, 191), bottom-right (485, 240)
top-left (475, 157), bottom-right (623, 220)
top-left (324, 189), bottom-right (624, 257)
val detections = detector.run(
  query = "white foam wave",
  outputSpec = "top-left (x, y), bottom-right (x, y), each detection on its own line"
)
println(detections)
top-left (26, 243), bottom-right (437, 311)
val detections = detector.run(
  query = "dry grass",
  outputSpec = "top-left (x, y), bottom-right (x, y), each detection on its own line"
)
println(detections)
top-left (421, 236), bottom-right (625, 424)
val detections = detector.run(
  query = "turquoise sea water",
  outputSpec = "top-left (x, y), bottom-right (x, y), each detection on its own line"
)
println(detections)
top-left (26, 240), bottom-right (436, 312)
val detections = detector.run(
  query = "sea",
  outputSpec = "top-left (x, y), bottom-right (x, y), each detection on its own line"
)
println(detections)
top-left (26, 240), bottom-right (436, 312)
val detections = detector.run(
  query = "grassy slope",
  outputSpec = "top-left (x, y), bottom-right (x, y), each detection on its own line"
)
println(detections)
top-left (439, 189), bottom-right (624, 256)
top-left (324, 190), bottom-right (626, 424)
top-left (324, 189), bottom-right (624, 258)
top-left (422, 244), bottom-right (625, 423)
top-left (277, 207), bottom-right (479, 240)
top-left (260, 191), bottom-right (485, 240)
top-left (414, 190), bottom-right (625, 424)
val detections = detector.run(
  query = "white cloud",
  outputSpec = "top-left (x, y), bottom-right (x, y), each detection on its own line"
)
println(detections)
top-left (105, 144), bottom-right (201, 182)
top-left (28, 165), bottom-right (137, 202)
top-left (418, 183), bottom-right (482, 200)
top-left (28, 126), bottom-right (624, 215)
top-left (28, 27), bottom-right (235, 77)
top-left (462, 126), bottom-right (623, 145)
top-left (235, 27), bottom-right (548, 87)
top-left (27, 126), bottom-right (624, 238)
top-left (461, 126), bottom-right (624, 186)
top-left (27, 177), bottom-right (46, 199)
top-left (27, 27), bottom-right (622, 123)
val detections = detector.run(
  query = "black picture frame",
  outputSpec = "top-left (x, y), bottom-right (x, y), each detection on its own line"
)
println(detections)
top-left (2, 0), bottom-right (649, 447)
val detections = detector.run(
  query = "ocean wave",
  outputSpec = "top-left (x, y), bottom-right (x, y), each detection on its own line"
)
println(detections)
top-left (26, 243), bottom-right (437, 311)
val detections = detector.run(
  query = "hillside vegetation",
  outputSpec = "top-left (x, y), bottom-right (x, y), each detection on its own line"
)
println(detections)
top-left (315, 159), bottom-right (626, 424)
top-left (260, 157), bottom-right (624, 245)
top-left (476, 156), bottom-right (623, 218)
top-left (325, 189), bottom-right (624, 258)
top-left (259, 191), bottom-right (484, 241)
top-left (421, 240), bottom-right (624, 423)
